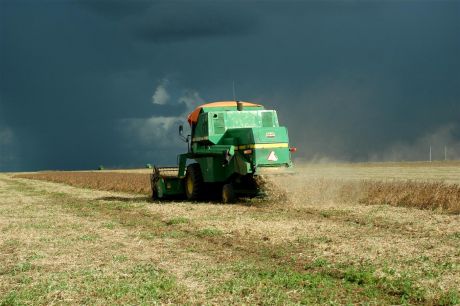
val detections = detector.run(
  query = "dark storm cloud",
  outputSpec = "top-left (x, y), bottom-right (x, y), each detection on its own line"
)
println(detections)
top-left (0, 0), bottom-right (459, 171)
top-left (134, 9), bottom-right (257, 43)
top-left (78, 0), bottom-right (153, 19)
top-left (79, 1), bottom-right (259, 43)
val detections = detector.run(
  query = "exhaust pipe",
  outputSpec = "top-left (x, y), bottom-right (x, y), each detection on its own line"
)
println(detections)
top-left (237, 101), bottom-right (243, 111)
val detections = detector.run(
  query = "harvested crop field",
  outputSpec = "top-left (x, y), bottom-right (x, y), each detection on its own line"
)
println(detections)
top-left (2, 162), bottom-right (460, 304)
top-left (15, 171), bottom-right (152, 194)
top-left (15, 161), bottom-right (460, 213)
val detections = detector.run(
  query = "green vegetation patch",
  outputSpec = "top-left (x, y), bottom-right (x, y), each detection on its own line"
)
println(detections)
top-left (438, 289), bottom-right (460, 306)
top-left (196, 228), bottom-right (223, 238)
top-left (1, 263), bottom-right (184, 305)
top-left (90, 263), bottom-right (179, 302)
top-left (78, 233), bottom-right (100, 242)
top-left (165, 217), bottom-right (189, 226)
top-left (206, 260), bottom-right (427, 305)
top-left (209, 262), bottom-right (351, 304)
top-left (102, 221), bottom-right (116, 229)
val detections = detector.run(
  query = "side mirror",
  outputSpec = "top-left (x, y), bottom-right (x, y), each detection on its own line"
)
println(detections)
top-left (178, 124), bottom-right (189, 144)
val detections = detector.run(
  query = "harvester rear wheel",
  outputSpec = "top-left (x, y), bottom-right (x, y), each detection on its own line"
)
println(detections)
top-left (222, 184), bottom-right (235, 204)
top-left (185, 163), bottom-right (204, 201)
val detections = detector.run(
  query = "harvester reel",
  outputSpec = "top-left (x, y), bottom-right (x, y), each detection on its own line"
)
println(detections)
top-left (185, 163), bottom-right (204, 201)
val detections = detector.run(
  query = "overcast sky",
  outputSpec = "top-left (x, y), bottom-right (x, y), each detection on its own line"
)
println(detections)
top-left (1, 0), bottom-right (459, 171)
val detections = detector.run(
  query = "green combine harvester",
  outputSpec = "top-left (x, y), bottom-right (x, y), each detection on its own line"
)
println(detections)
top-left (151, 101), bottom-right (296, 203)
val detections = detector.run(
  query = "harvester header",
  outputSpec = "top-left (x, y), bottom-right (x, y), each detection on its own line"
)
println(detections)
top-left (151, 100), bottom-right (295, 203)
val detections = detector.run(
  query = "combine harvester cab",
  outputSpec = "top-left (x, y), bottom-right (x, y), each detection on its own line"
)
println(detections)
top-left (151, 101), bottom-right (295, 203)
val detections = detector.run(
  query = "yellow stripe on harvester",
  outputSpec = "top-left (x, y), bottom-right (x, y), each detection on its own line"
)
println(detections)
top-left (237, 143), bottom-right (289, 150)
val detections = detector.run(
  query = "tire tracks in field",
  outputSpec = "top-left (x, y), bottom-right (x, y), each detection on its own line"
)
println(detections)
top-left (0, 176), bottom-right (200, 301)
top-left (8, 175), bottom-right (460, 303)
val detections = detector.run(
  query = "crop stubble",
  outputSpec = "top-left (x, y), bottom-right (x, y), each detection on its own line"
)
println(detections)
top-left (14, 162), bottom-right (460, 213)
top-left (15, 171), bottom-right (151, 194)
top-left (4, 163), bottom-right (460, 304)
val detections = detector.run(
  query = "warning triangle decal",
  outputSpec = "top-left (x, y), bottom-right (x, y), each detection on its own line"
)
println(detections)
top-left (267, 151), bottom-right (278, 161)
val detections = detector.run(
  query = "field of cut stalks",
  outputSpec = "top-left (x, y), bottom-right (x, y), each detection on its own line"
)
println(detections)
top-left (15, 171), bottom-right (152, 194)
top-left (2, 162), bottom-right (459, 304)
top-left (285, 161), bottom-right (460, 213)
top-left (15, 161), bottom-right (460, 213)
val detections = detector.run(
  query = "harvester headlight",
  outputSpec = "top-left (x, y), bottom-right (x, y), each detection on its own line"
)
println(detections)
top-left (243, 149), bottom-right (252, 154)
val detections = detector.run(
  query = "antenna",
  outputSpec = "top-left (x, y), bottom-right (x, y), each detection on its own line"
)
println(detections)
top-left (232, 81), bottom-right (236, 101)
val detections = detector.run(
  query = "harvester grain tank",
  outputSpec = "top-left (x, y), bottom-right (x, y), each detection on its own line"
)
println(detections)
top-left (151, 101), bottom-right (295, 203)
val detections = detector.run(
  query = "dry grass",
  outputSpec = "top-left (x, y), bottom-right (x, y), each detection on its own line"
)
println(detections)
top-left (15, 171), bottom-right (151, 194)
top-left (1, 170), bottom-right (459, 305)
top-left (269, 177), bottom-right (460, 214)
top-left (15, 162), bottom-right (460, 213)
top-left (361, 180), bottom-right (460, 213)
top-left (293, 161), bottom-right (460, 183)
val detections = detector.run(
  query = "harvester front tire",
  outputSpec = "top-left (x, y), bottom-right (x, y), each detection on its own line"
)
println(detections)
top-left (185, 163), bottom-right (204, 201)
top-left (222, 184), bottom-right (235, 204)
